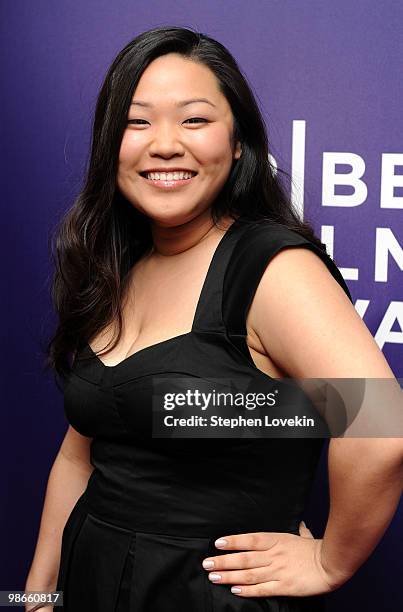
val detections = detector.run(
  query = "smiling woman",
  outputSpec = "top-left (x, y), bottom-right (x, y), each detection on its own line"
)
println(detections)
top-left (25, 25), bottom-right (403, 612)
top-left (118, 54), bottom-right (241, 214)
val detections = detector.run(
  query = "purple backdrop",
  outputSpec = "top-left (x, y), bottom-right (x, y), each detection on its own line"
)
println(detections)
top-left (1, 1), bottom-right (402, 610)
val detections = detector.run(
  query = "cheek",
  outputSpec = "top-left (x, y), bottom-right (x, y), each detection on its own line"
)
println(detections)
top-left (117, 133), bottom-right (144, 196)
top-left (118, 131), bottom-right (143, 167)
top-left (189, 125), bottom-right (233, 168)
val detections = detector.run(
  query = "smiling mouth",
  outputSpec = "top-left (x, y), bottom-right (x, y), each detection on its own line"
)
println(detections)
top-left (139, 171), bottom-right (198, 180)
top-left (138, 171), bottom-right (198, 190)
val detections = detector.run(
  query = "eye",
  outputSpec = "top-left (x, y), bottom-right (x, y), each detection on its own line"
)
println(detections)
top-left (184, 117), bottom-right (209, 124)
top-left (126, 117), bottom-right (209, 127)
top-left (127, 119), bottom-right (149, 125)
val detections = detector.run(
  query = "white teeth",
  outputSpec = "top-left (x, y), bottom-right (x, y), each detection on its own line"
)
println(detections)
top-left (145, 171), bottom-right (194, 181)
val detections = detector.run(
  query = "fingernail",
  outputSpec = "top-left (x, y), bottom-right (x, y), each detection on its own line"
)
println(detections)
top-left (231, 586), bottom-right (242, 593)
top-left (202, 560), bottom-right (215, 569)
top-left (215, 538), bottom-right (227, 548)
top-left (209, 573), bottom-right (221, 582)
top-left (301, 521), bottom-right (307, 527)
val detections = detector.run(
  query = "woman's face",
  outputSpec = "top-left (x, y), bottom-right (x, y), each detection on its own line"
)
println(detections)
top-left (117, 52), bottom-right (241, 227)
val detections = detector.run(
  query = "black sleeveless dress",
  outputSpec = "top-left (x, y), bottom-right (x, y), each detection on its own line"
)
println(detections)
top-left (56, 215), bottom-right (353, 611)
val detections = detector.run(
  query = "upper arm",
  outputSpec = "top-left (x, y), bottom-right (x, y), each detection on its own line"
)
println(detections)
top-left (59, 425), bottom-right (93, 469)
top-left (248, 244), bottom-right (403, 466)
top-left (248, 246), bottom-right (395, 379)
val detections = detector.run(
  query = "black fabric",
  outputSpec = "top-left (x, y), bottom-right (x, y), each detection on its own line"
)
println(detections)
top-left (56, 215), bottom-right (352, 610)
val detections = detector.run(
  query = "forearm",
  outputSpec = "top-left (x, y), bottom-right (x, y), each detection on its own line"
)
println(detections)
top-left (25, 453), bottom-right (94, 592)
top-left (320, 437), bottom-right (403, 585)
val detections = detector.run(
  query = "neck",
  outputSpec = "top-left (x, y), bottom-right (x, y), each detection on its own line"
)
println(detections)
top-left (148, 209), bottom-right (236, 257)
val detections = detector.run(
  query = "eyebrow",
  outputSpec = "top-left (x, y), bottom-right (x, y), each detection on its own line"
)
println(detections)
top-left (130, 97), bottom-right (217, 109)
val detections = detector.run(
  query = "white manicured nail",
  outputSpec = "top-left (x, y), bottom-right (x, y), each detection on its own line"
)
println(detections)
top-left (215, 538), bottom-right (227, 548)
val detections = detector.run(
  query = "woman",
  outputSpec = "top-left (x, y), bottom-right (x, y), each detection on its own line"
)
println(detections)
top-left (25, 26), bottom-right (402, 612)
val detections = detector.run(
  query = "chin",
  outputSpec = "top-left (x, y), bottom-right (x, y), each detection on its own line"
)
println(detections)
top-left (146, 207), bottom-right (200, 228)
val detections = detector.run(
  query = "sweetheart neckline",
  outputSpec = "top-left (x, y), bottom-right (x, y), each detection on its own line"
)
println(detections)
top-left (86, 332), bottom-right (191, 370)
top-left (85, 329), bottom-right (287, 384)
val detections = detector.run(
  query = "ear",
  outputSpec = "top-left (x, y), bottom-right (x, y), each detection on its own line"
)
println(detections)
top-left (234, 140), bottom-right (242, 160)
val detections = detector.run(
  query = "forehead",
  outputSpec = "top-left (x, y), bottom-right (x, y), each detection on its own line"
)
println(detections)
top-left (132, 53), bottom-right (225, 104)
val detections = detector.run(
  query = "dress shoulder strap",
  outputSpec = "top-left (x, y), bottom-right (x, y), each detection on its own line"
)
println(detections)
top-left (222, 219), bottom-right (353, 356)
top-left (191, 215), bottom-right (253, 334)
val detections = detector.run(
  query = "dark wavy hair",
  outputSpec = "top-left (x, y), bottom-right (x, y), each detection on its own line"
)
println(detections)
top-left (46, 25), bottom-right (328, 383)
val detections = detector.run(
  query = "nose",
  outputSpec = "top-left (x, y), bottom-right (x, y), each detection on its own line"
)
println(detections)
top-left (148, 121), bottom-right (185, 159)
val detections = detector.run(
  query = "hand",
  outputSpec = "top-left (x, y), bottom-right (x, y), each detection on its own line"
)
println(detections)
top-left (201, 521), bottom-right (348, 598)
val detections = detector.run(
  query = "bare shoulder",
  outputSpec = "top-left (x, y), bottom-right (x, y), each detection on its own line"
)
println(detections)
top-left (247, 246), bottom-right (394, 379)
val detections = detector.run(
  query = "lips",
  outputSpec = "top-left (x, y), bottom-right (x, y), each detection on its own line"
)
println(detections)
top-left (139, 170), bottom-right (198, 178)
top-left (138, 172), bottom-right (198, 190)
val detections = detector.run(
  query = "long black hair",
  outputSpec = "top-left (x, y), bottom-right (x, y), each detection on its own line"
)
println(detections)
top-left (46, 25), bottom-right (327, 382)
